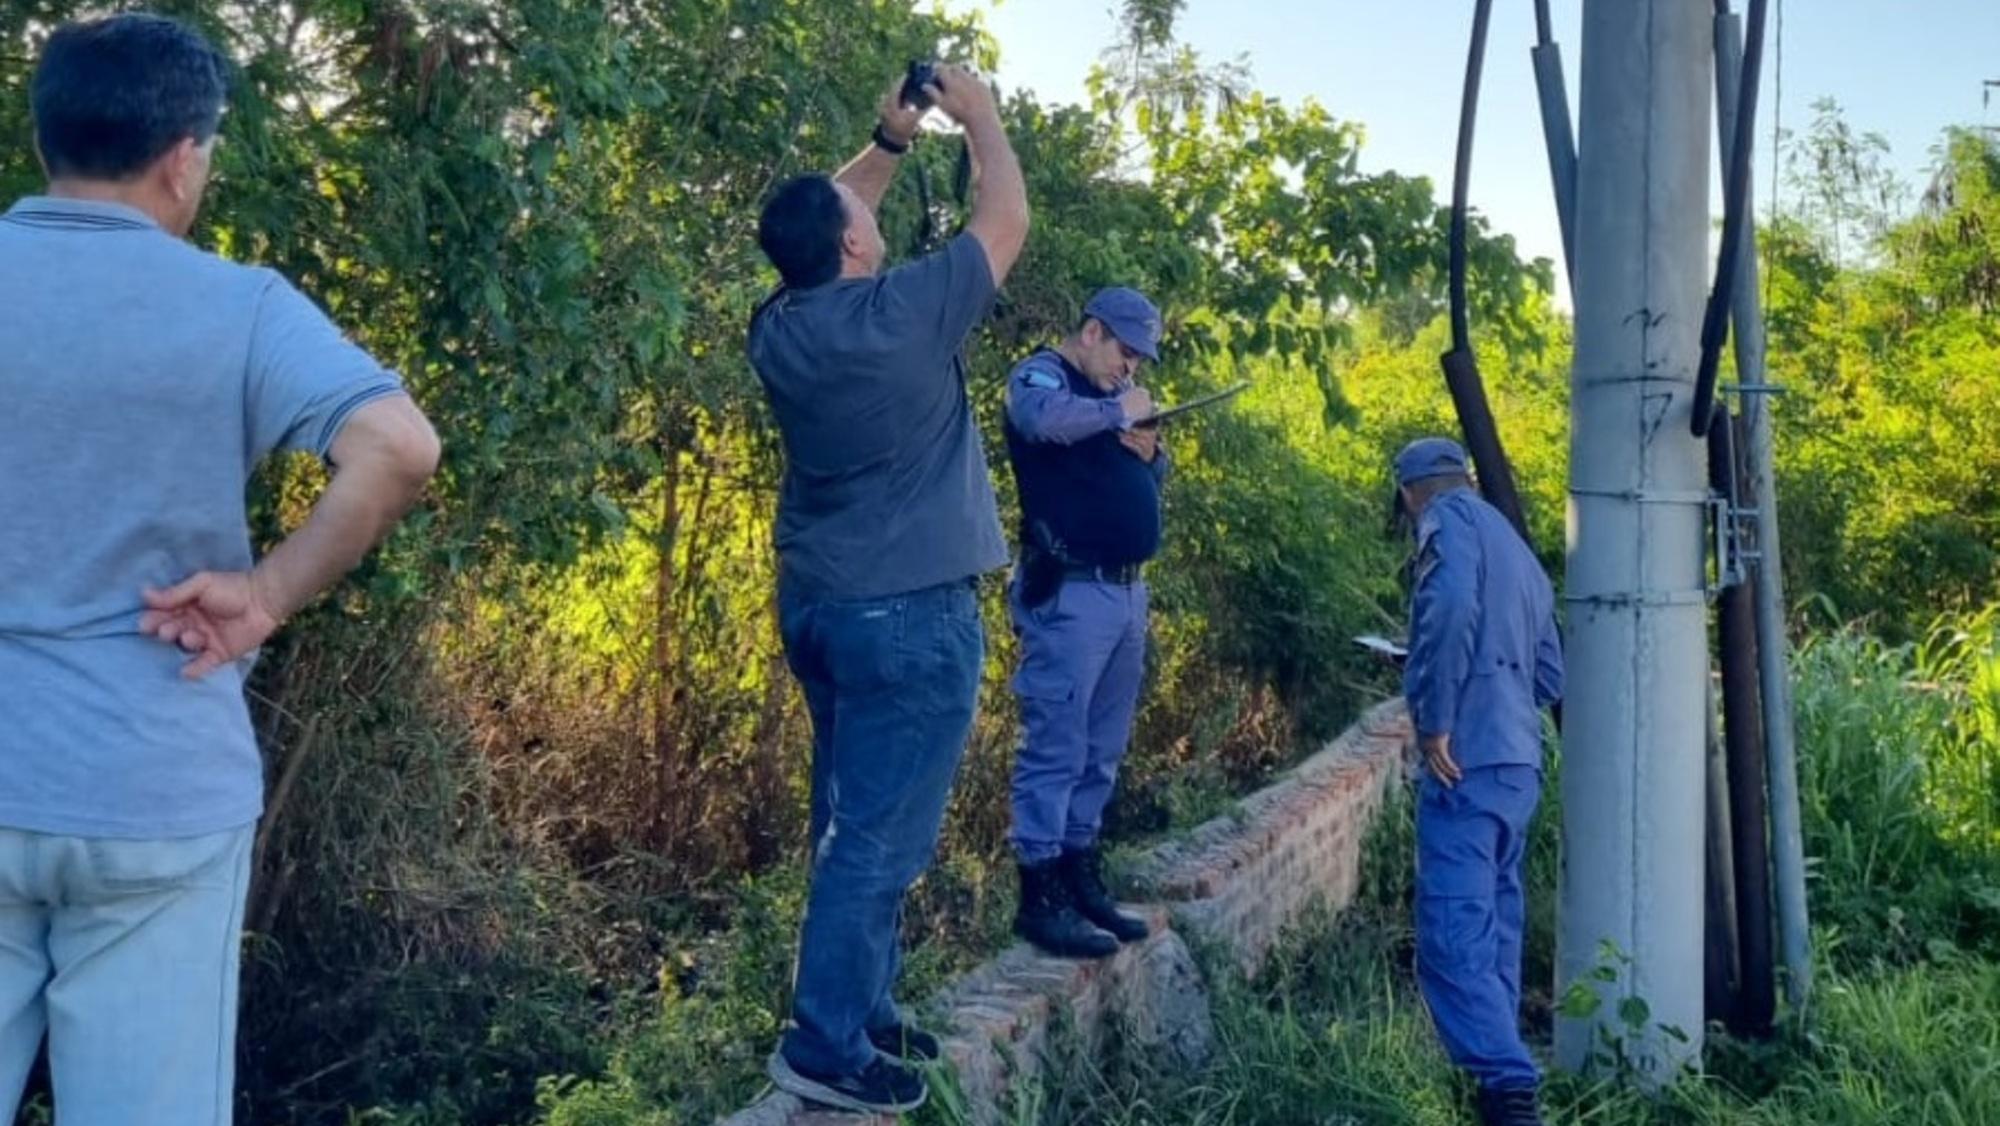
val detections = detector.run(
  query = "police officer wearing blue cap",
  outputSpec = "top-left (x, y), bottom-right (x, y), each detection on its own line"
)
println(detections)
top-left (1394, 437), bottom-right (1563, 1126)
top-left (1002, 287), bottom-right (1167, 958)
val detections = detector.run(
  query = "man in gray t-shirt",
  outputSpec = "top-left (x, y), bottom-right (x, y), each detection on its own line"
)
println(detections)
top-left (745, 66), bottom-right (1029, 1116)
top-left (0, 16), bottom-right (438, 1124)
top-left (750, 228), bottom-right (1008, 598)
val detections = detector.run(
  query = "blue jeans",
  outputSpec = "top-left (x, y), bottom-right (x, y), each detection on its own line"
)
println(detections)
top-left (1415, 764), bottom-right (1542, 1092)
top-left (778, 578), bottom-right (984, 1078)
top-left (0, 823), bottom-right (254, 1125)
top-left (1008, 578), bottom-right (1149, 864)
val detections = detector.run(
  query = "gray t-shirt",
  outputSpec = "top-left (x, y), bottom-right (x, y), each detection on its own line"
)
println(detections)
top-left (748, 232), bottom-right (1008, 600)
top-left (0, 197), bottom-right (405, 838)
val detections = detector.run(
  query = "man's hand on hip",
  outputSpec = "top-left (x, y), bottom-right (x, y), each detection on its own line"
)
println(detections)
top-left (141, 571), bottom-right (284, 680)
top-left (1420, 732), bottom-right (1463, 787)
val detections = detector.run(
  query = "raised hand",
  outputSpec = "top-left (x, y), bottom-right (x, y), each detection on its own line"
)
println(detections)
top-left (1117, 386), bottom-right (1155, 425)
top-left (1119, 427), bottom-right (1160, 462)
top-left (878, 76), bottom-right (925, 147)
top-left (926, 64), bottom-right (1000, 129)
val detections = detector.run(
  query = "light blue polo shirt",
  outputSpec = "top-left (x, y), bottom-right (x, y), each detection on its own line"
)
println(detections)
top-left (0, 196), bottom-right (406, 838)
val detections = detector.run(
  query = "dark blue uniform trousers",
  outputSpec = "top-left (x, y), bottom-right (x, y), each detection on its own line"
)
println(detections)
top-left (1009, 578), bottom-right (1149, 864)
top-left (1415, 763), bottom-right (1543, 1092)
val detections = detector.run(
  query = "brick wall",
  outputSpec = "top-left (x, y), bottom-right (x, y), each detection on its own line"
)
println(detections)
top-left (1128, 698), bottom-right (1410, 975)
top-left (719, 699), bottom-right (1411, 1126)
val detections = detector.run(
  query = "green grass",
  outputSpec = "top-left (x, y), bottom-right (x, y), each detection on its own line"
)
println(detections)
top-left (1045, 611), bottom-right (2000, 1126)
top-left (1048, 894), bottom-right (2000, 1125)
top-left (497, 610), bottom-right (2000, 1126)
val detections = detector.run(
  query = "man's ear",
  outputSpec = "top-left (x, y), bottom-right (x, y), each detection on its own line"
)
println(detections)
top-left (157, 136), bottom-right (202, 202)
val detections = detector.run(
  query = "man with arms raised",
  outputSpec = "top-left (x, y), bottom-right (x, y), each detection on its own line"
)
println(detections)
top-left (746, 65), bottom-right (1029, 1114)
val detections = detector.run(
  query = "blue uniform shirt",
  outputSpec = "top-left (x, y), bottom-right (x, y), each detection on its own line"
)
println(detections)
top-left (1005, 350), bottom-right (1168, 479)
top-left (1003, 350), bottom-right (1168, 567)
top-left (1008, 351), bottom-right (1128, 442)
top-left (1403, 487), bottom-right (1563, 771)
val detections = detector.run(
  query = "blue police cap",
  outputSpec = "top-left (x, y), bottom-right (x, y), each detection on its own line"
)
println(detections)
top-left (1083, 287), bottom-right (1163, 361)
top-left (1393, 436), bottom-right (1470, 486)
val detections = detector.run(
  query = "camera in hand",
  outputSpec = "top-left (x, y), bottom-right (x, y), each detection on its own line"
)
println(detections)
top-left (901, 60), bottom-right (939, 110)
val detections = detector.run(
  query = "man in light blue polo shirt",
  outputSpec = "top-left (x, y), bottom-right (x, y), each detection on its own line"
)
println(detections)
top-left (0, 15), bottom-right (440, 1124)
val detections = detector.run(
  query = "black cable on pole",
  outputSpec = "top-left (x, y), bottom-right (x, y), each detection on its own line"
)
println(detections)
top-left (1534, 0), bottom-right (1554, 49)
top-left (1439, 0), bottom-right (1530, 548)
top-left (1691, 0), bottom-right (1770, 436)
top-left (1448, 0), bottom-right (1494, 354)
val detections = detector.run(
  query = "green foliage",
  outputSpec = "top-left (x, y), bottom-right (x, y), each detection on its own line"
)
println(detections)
top-left (1793, 610), bottom-right (2000, 970)
top-left (4, 4), bottom-right (1994, 1123)
top-left (1763, 118), bottom-right (2000, 632)
top-left (522, 871), bottom-right (806, 1126)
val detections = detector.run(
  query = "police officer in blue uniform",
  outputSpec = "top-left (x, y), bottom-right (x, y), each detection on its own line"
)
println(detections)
top-left (1395, 437), bottom-right (1563, 1126)
top-left (1003, 287), bottom-right (1167, 958)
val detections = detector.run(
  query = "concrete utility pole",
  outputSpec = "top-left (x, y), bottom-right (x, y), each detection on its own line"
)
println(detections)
top-left (1558, 0), bottom-right (1711, 1083)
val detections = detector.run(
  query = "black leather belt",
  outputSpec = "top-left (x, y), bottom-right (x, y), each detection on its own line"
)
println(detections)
top-left (1061, 563), bottom-right (1142, 585)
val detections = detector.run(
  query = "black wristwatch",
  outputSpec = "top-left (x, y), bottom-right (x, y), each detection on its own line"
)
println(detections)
top-left (872, 123), bottom-right (911, 155)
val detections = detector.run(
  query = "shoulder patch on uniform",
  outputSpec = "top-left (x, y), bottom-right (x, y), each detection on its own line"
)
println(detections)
top-left (1017, 363), bottom-right (1063, 390)
top-left (1416, 509), bottom-right (1444, 546)
top-left (1414, 534), bottom-right (1441, 584)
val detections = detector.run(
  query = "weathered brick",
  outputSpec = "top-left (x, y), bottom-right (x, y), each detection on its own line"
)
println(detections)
top-left (719, 702), bottom-right (1409, 1126)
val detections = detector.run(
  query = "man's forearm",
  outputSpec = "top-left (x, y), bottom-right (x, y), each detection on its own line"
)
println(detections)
top-left (1010, 385), bottom-right (1125, 445)
top-left (835, 142), bottom-right (902, 213)
top-left (963, 115), bottom-right (1027, 236)
top-left (250, 458), bottom-right (430, 620)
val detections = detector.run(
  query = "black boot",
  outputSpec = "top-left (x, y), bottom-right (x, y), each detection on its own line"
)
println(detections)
top-left (1014, 860), bottom-right (1119, 958)
top-left (1058, 845), bottom-right (1150, 944)
top-left (1476, 1086), bottom-right (1545, 1126)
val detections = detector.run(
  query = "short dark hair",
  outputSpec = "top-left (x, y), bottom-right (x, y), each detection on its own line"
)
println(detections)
top-left (758, 174), bottom-right (849, 289)
top-left (32, 13), bottom-right (231, 182)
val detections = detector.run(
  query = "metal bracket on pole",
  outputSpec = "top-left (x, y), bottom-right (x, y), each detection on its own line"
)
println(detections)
top-left (1707, 495), bottom-right (1757, 595)
top-left (1570, 488), bottom-right (1711, 505)
top-left (1565, 590), bottom-right (1713, 608)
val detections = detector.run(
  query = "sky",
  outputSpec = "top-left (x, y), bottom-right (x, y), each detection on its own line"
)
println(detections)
top-left (942, 0), bottom-right (2000, 303)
